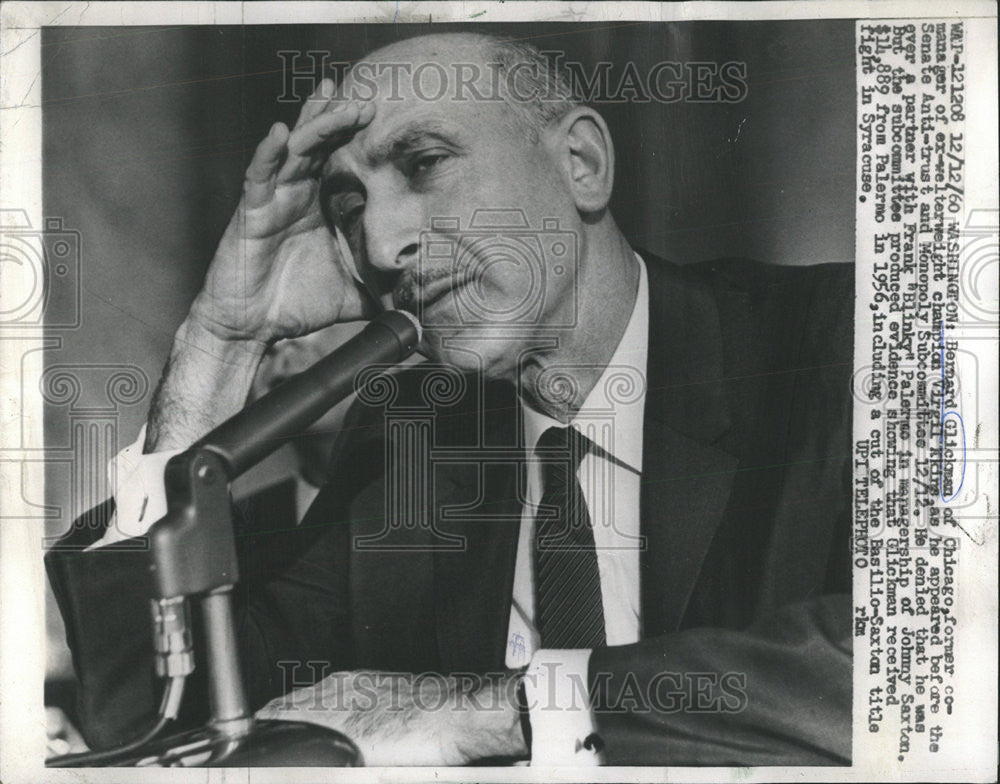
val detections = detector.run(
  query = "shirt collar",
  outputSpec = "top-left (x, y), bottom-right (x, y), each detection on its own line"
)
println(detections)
top-left (522, 252), bottom-right (648, 473)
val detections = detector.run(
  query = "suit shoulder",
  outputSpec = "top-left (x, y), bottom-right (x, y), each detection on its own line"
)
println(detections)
top-left (651, 255), bottom-right (855, 366)
top-left (689, 257), bottom-right (854, 296)
top-left (636, 248), bottom-right (853, 297)
top-left (693, 258), bottom-right (854, 342)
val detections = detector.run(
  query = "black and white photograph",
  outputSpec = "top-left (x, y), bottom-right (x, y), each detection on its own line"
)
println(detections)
top-left (0, 2), bottom-right (995, 780)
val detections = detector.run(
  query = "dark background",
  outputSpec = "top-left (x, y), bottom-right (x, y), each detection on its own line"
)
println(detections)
top-left (42, 21), bottom-right (855, 687)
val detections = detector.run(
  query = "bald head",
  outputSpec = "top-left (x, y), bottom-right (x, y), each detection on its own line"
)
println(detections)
top-left (362, 31), bottom-right (494, 63)
top-left (341, 32), bottom-right (583, 141)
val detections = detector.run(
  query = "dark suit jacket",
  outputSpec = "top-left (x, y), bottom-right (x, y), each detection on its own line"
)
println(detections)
top-left (46, 251), bottom-right (855, 766)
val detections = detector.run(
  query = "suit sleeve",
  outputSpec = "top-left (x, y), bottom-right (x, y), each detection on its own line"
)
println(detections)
top-left (45, 488), bottom-right (354, 751)
top-left (589, 594), bottom-right (851, 766)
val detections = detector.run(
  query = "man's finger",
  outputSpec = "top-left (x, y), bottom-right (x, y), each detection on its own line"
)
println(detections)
top-left (287, 101), bottom-right (363, 156)
top-left (277, 101), bottom-right (372, 182)
top-left (244, 122), bottom-right (289, 207)
top-left (294, 77), bottom-right (336, 129)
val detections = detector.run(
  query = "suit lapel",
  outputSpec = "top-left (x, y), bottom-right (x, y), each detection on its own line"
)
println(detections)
top-left (433, 383), bottom-right (523, 673)
top-left (638, 251), bottom-right (739, 635)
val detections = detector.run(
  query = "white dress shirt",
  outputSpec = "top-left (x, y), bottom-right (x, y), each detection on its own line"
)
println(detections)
top-left (511, 253), bottom-right (647, 765)
top-left (92, 254), bottom-right (649, 766)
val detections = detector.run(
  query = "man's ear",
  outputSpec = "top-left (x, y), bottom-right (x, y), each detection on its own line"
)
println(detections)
top-left (550, 107), bottom-right (615, 214)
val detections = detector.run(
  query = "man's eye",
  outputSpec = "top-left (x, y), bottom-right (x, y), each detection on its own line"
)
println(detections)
top-left (338, 192), bottom-right (366, 226)
top-left (411, 152), bottom-right (449, 176)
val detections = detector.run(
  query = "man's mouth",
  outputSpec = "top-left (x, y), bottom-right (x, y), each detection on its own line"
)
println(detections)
top-left (420, 281), bottom-right (467, 313)
top-left (393, 273), bottom-right (468, 319)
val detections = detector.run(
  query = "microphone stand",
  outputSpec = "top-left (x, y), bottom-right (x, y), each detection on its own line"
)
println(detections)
top-left (51, 311), bottom-right (421, 767)
top-left (124, 446), bottom-right (360, 767)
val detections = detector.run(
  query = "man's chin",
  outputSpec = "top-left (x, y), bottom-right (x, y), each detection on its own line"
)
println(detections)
top-left (417, 324), bottom-right (526, 380)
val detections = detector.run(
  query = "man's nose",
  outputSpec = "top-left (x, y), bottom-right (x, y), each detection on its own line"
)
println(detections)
top-left (362, 188), bottom-right (421, 274)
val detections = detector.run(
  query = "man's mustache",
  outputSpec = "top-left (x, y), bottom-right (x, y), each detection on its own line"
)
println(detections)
top-left (391, 266), bottom-right (457, 313)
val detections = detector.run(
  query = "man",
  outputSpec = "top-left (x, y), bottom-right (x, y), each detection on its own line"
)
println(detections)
top-left (47, 32), bottom-right (854, 766)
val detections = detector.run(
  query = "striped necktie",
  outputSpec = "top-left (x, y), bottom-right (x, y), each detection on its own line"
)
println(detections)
top-left (534, 425), bottom-right (606, 649)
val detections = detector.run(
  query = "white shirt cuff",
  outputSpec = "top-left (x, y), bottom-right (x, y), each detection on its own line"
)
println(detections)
top-left (524, 648), bottom-right (602, 766)
top-left (87, 425), bottom-right (181, 549)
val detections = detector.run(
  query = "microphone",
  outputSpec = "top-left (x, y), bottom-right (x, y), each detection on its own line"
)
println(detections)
top-left (48, 317), bottom-right (426, 768)
top-left (59, 311), bottom-right (421, 767)
top-left (149, 309), bottom-right (422, 602)
top-left (194, 309), bottom-right (421, 479)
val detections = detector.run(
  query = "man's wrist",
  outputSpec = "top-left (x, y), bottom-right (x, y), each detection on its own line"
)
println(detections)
top-left (143, 317), bottom-right (269, 453)
top-left (176, 313), bottom-right (270, 364)
top-left (458, 671), bottom-right (529, 762)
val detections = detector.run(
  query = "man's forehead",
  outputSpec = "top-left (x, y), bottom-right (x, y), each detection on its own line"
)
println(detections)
top-left (324, 93), bottom-right (502, 177)
top-left (337, 44), bottom-right (496, 103)
top-left (321, 106), bottom-right (449, 179)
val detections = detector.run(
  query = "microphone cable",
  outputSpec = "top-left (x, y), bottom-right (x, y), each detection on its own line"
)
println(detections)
top-left (46, 674), bottom-right (186, 768)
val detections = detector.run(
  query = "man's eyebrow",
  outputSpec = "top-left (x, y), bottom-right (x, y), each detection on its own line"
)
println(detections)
top-left (364, 120), bottom-right (463, 168)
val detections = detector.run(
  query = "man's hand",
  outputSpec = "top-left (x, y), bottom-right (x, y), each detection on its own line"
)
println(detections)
top-left (255, 670), bottom-right (529, 766)
top-left (190, 78), bottom-right (376, 344)
top-left (143, 80), bottom-right (376, 453)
